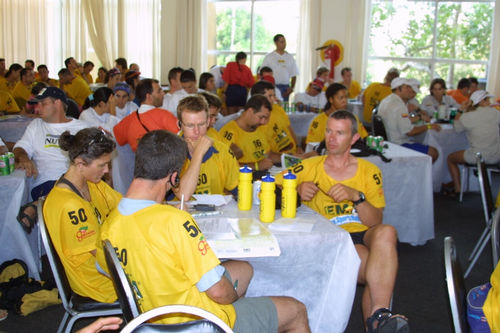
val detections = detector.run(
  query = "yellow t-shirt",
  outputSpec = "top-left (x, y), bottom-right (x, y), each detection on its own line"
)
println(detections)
top-left (0, 76), bottom-right (17, 93)
top-left (306, 111), bottom-right (368, 144)
top-left (362, 82), bottom-right (392, 123)
top-left (261, 104), bottom-right (296, 154)
top-left (0, 91), bottom-right (20, 112)
top-left (484, 263), bottom-right (500, 333)
top-left (36, 78), bottom-right (59, 87)
top-left (63, 76), bottom-right (92, 106)
top-left (219, 120), bottom-right (271, 164)
top-left (83, 73), bottom-right (93, 84)
top-left (97, 202), bottom-right (237, 327)
top-left (275, 155), bottom-right (385, 233)
top-left (11, 81), bottom-right (33, 107)
top-left (207, 127), bottom-right (224, 142)
top-left (347, 80), bottom-right (362, 99)
top-left (180, 139), bottom-right (239, 194)
top-left (43, 180), bottom-right (121, 303)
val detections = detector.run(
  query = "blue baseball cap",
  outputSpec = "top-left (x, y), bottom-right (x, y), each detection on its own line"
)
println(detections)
top-left (28, 87), bottom-right (68, 105)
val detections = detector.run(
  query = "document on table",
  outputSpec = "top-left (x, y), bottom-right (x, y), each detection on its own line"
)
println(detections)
top-left (191, 194), bottom-right (233, 206)
top-left (196, 217), bottom-right (281, 258)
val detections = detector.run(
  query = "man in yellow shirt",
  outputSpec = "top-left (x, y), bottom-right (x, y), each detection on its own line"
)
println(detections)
top-left (340, 67), bottom-right (361, 99)
top-left (275, 110), bottom-right (408, 332)
top-left (219, 95), bottom-right (280, 171)
top-left (58, 68), bottom-right (92, 107)
top-left (12, 68), bottom-right (35, 108)
top-left (96, 130), bottom-right (310, 331)
top-left (0, 90), bottom-right (20, 113)
top-left (362, 67), bottom-right (399, 123)
top-left (250, 80), bottom-right (300, 154)
top-left (36, 65), bottom-right (58, 87)
top-left (82, 61), bottom-right (94, 84)
top-left (173, 95), bottom-right (239, 200)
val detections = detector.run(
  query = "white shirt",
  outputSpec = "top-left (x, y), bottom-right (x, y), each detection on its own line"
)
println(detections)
top-left (420, 95), bottom-right (460, 117)
top-left (377, 93), bottom-right (413, 145)
top-left (14, 118), bottom-right (87, 188)
top-left (79, 107), bottom-right (120, 134)
top-left (163, 89), bottom-right (203, 118)
top-left (115, 101), bottom-right (139, 120)
top-left (293, 92), bottom-right (327, 110)
top-left (261, 51), bottom-right (299, 85)
top-left (209, 65), bottom-right (225, 89)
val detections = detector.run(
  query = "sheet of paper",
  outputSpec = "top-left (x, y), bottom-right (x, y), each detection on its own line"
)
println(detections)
top-left (268, 218), bottom-right (316, 233)
top-left (191, 194), bottom-right (232, 206)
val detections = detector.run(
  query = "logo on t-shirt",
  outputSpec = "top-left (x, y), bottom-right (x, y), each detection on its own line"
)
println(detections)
top-left (44, 134), bottom-right (60, 148)
top-left (76, 226), bottom-right (96, 242)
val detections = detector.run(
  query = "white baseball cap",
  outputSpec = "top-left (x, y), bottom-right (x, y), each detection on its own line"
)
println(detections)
top-left (470, 90), bottom-right (493, 106)
top-left (407, 78), bottom-right (421, 94)
top-left (391, 77), bottom-right (408, 90)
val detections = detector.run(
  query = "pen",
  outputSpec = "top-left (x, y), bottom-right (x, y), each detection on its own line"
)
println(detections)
top-left (180, 194), bottom-right (184, 211)
top-left (315, 182), bottom-right (329, 196)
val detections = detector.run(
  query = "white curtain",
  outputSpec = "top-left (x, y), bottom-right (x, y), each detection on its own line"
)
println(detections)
top-left (174, 0), bottom-right (206, 76)
top-left (487, 0), bottom-right (500, 96)
top-left (296, 0), bottom-right (321, 92)
top-left (122, 0), bottom-right (161, 79)
top-left (0, 0), bottom-right (62, 72)
top-left (82, 0), bottom-right (119, 69)
top-left (63, 0), bottom-right (88, 67)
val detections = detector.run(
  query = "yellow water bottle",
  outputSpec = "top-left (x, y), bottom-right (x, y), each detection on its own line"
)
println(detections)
top-left (238, 165), bottom-right (253, 211)
top-left (259, 173), bottom-right (276, 223)
top-left (281, 169), bottom-right (297, 218)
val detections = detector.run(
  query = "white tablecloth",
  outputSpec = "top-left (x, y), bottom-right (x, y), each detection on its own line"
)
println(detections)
top-left (414, 124), bottom-right (471, 192)
top-left (0, 115), bottom-right (32, 142)
top-left (0, 170), bottom-right (40, 279)
top-left (112, 143), bottom-right (135, 196)
top-left (198, 202), bottom-right (360, 333)
top-left (363, 142), bottom-right (434, 245)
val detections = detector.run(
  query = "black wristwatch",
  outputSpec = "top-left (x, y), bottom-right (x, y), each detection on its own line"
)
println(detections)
top-left (353, 192), bottom-right (366, 206)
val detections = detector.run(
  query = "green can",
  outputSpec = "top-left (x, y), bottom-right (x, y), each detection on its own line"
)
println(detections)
top-left (375, 136), bottom-right (384, 152)
top-left (0, 155), bottom-right (10, 176)
top-left (366, 136), bottom-right (374, 149)
top-left (7, 152), bottom-right (14, 173)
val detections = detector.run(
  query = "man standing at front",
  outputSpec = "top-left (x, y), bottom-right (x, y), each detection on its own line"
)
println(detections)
top-left (97, 130), bottom-right (310, 332)
top-left (261, 34), bottom-right (299, 101)
top-left (276, 111), bottom-right (409, 332)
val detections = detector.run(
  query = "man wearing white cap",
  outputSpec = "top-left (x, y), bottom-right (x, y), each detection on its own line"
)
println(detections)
top-left (446, 90), bottom-right (500, 196)
top-left (378, 77), bottom-right (440, 162)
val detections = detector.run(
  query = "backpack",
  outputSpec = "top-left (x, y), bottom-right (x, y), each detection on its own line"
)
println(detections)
top-left (0, 259), bottom-right (61, 316)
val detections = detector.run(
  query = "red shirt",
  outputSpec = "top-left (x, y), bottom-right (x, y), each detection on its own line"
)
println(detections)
top-left (222, 62), bottom-right (255, 88)
top-left (114, 108), bottom-right (179, 151)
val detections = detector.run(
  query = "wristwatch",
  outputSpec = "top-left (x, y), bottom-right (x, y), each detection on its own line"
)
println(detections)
top-left (353, 192), bottom-right (366, 206)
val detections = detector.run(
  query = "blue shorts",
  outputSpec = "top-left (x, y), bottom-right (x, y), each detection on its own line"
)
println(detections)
top-left (467, 282), bottom-right (491, 332)
top-left (402, 143), bottom-right (430, 154)
top-left (225, 85), bottom-right (247, 107)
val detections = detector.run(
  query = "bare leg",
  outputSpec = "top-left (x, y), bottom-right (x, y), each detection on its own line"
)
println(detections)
top-left (221, 260), bottom-right (253, 297)
top-left (268, 296), bottom-right (310, 333)
top-left (428, 146), bottom-right (439, 163)
top-left (447, 150), bottom-right (466, 193)
top-left (357, 225), bottom-right (398, 322)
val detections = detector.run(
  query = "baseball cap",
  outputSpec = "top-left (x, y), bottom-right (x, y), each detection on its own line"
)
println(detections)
top-left (261, 74), bottom-right (275, 85)
top-left (407, 78), bottom-right (421, 94)
top-left (125, 70), bottom-right (141, 80)
top-left (108, 67), bottom-right (121, 77)
top-left (311, 79), bottom-right (324, 91)
top-left (470, 90), bottom-right (493, 106)
top-left (28, 87), bottom-right (68, 105)
top-left (390, 77), bottom-right (408, 90)
top-left (113, 82), bottom-right (131, 94)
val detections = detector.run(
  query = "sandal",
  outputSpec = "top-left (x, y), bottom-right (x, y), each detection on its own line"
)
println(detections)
top-left (16, 202), bottom-right (38, 234)
top-left (366, 308), bottom-right (409, 333)
top-left (0, 309), bottom-right (7, 321)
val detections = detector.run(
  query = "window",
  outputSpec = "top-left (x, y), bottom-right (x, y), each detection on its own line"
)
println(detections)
top-left (207, 0), bottom-right (300, 73)
top-left (366, 0), bottom-right (495, 96)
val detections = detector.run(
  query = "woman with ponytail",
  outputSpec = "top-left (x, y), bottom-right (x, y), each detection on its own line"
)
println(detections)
top-left (43, 127), bottom-right (121, 303)
top-left (306, 83), bottom-right (368, 144)
top-left (80, 87), bottom-right (120, 133)
top-left (222, 51), bottom-right (255, 115)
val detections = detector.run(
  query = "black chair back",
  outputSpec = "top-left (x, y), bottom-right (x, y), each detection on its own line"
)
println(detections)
top-left (372, 114), bottom-right (388, 140)
top-left (103, 239), bottom-right (141, 322)
top-left (476, 152), bottom-right (495, 223)
top-left (444, 237), bottom-right (468, 333)
top-left (38, 198), bottom-right (74, 311)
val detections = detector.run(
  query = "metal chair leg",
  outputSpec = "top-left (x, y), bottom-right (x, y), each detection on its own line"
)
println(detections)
top-left (468, 225), bottom-right (491, 261)
top-left (464, 233), bottom-right (491, 278)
